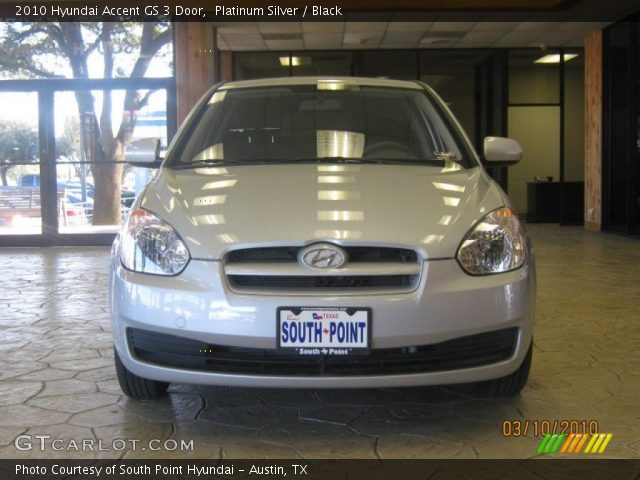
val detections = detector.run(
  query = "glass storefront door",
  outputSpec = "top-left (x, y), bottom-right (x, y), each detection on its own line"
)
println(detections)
top-left (0, 78), bottom-right (175, 247)
top-left (54, 89), bottom-right (169, 235)
top-left (0, 92), bottom-right (42, 237)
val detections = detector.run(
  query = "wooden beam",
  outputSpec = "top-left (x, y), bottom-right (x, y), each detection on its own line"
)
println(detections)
top-left (175, 23), bottom-right (214, 125)
top-left (584, 30), bottom-right (602, 232)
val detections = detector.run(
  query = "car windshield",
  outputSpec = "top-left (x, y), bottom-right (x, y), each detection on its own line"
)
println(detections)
top-left (170, 83), bottom-right (471, 169)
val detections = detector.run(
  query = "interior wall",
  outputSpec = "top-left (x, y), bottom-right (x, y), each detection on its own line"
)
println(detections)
top-left (508, 106), bottom-right (561, 214)
top-left (506, 55), bottom-right (585, 216)
top-left (509, 66), bottom-right (559, 104)
top-left (219, 51), bottom-right (233, 81)
top-left (508, 61), bottom-right (561, 215)
top-left (565, 64), bottom-right (586, 182)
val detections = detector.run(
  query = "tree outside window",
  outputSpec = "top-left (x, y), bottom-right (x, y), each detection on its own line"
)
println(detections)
top-left (0, 22), bottom-right (173, 226)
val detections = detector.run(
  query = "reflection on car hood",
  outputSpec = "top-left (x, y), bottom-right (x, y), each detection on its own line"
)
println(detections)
top-left (139, 164), bottom-right (506, 260)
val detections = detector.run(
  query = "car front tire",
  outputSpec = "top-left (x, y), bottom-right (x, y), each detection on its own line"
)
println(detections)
top-left (474, 341), bottom-right (533, 397)
top-left (114, 347), bottom-right (169, 400)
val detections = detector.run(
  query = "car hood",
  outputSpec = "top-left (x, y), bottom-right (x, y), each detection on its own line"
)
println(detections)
top-left (139, 164), bottom-right (506, 260)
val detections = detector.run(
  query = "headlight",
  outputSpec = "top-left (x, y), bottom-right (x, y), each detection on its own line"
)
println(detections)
top-left (120, 208), bottom-right (190, 275)
top-left (456, 207), bottom-right (526, 275)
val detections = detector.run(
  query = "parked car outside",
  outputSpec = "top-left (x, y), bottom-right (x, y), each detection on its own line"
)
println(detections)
top-left (17, 174), bottom-right (41, 188)
top-left (110, 77), bottom-right (535, 400)
top-left (63, 190), bottom-right (92, 224)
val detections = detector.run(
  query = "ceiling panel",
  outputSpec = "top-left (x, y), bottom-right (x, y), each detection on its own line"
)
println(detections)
top-left (303, 33), bottom-right (344, 43)
top-left (344, 22), bottom-right (389, 33)
top-left (304, 38), bottom-right (343, 49)
top-left (302, 22), bottom-right (346, 33)
top-left (265, 40), bottom-right (305, 50)
top-left (471, 21), bottom-right (521, 31)
top-left (515, 21), bottom-right (562, 31)
top-left (461, 30), bottom-right (507, 42)
top-left (219, 33), bottom-right (265, 46)
top-left (386, 22), bottom-right (432, 32)
top-left (343, 32), bottom-right (384, 45)
top-left (258, 22), bottom-right (303, 34)
top-left (217, 23), bottom-right (259, 34)
top-left (555, 21), bottom-right (610, 31)
top-left (383, 31), bottom-right (424, 44)
top-left (429, 21), bottom-right (478, 31)
top-left (216, 19), bottom-right (608, 50)
top-left (229, 45), bottom-right (271, 51)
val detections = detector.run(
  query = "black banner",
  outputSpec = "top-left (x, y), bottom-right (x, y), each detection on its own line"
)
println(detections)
top-left (1, 0), bottom-right (639, 21)
top-left (2, 459), bottom-right (640, 480)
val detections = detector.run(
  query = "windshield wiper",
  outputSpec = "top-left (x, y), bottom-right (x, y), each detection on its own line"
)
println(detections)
top-left (172, 159), bottom-right (252, 169)
top-left (346, 158), bottom-right (451, 166)
top-left (250, 158), bottom-right (432, 165)
top-left (265, 158), bottom-right (381, 164)
top-left (433, 151), bottom-right (462, 163)
top-left (172, 157), bottom-right (461, 169)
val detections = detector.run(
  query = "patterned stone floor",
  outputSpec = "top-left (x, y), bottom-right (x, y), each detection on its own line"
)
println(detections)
top-left (0, 224), bottom-right (638, 459)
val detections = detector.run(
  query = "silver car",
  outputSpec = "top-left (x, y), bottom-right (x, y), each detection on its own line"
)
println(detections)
top-left (110, 77), bottom-right (535, 400)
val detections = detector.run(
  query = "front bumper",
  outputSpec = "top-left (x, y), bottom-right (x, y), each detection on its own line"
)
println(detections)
top-left (110, 256), bottom-right (535, 388)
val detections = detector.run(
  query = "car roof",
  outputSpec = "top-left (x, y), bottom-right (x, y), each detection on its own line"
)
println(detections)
top-left (219, 76), bottom-right (423, 91)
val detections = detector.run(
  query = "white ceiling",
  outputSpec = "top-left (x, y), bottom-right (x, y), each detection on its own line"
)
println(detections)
top-left (215, 21), bottom-right (610, 51)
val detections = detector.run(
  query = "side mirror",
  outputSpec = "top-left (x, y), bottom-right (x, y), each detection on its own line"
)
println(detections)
top-left (125, 138), bottom-right (161, 168)
top-left (483, 137), bottom-right (522, 166)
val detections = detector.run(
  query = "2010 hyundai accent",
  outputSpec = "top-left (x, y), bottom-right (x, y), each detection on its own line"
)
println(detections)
top-left (110, 77), bottom-right (535, 400)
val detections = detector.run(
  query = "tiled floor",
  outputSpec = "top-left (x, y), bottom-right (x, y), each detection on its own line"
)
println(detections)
top-left (1, 225), bottom-right (639, 459)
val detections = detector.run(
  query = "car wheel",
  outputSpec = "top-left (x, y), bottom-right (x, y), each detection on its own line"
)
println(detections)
top-left (114, 347), bottom-right (169, 400)
top-left (474, 341), bottom-right (533, 397)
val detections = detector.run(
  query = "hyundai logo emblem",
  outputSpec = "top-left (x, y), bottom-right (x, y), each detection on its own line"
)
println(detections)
top-left (298, 243), bottom-right (347, 269)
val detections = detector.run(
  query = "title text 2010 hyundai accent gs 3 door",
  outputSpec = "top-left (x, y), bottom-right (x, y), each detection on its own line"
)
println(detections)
top-left (110, 77), bottom-right (535, 400)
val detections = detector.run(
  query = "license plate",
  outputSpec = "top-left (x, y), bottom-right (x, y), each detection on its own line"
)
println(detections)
top-left (277, 307), bottom-right (371, 356)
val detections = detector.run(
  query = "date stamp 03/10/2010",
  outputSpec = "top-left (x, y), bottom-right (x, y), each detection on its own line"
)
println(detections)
top-left (502, 419), bottom-right (614, 455)
top-left (502, 418), bottom-right (600, 437)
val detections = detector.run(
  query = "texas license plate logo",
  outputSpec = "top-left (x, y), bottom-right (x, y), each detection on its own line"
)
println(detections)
top-left (278, 307), bottom-right (370, 355)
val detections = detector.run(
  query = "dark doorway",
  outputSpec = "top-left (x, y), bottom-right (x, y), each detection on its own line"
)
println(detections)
top-left (603, 19), bottom-right (640, 236)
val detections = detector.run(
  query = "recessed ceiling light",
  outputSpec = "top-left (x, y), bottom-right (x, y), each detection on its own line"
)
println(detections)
top-left (534, 53), bottom-right (579, 64)
top-left (279, 56), bottom-right (311, 67)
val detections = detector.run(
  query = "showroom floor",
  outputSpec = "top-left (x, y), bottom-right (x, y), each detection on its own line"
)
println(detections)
top-left (0, 224), bottom-right (638, 459)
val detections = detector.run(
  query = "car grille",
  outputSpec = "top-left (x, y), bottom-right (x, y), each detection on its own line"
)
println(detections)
top-left (127, 327), bottom-right (518, 377)
top-left (224, 245), bottom-right (421, 294)
top-left (227, 274), bottom-right (417, 289)
top-left (226, 246), bottom-right (418, 263)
